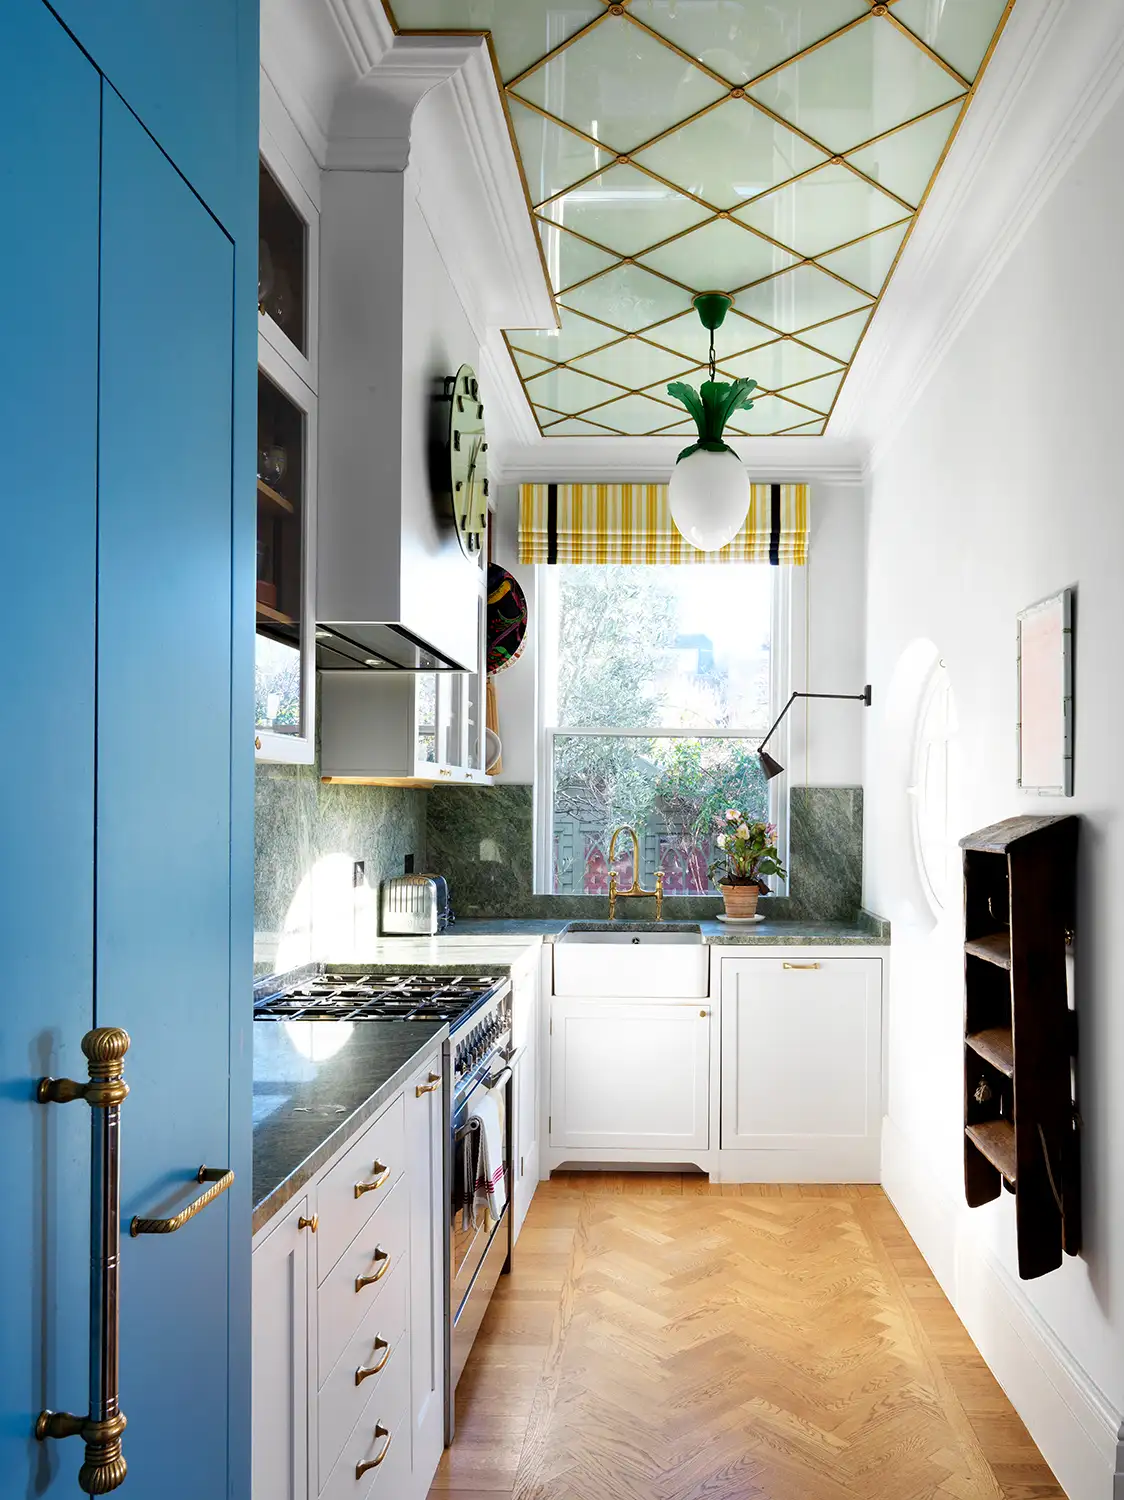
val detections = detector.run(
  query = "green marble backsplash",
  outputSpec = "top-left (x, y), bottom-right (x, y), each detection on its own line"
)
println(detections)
top-left (255, 763), bottom-right (425, 974)
top-left (427, 784), bottom-right (863, 922)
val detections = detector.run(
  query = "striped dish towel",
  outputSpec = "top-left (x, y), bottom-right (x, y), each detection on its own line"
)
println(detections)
top-left (469, 1084), bottom-right (507, 1225)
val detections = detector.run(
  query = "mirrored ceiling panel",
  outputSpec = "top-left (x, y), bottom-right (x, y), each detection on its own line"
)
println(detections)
top-left (386, 0), bottom-right (1015, 434)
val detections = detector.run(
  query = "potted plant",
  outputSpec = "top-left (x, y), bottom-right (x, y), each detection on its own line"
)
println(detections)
top-left (708, 811), bottom-right (786, 919)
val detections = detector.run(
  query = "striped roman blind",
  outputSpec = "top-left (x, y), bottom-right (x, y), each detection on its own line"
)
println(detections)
top-left (518, 482), bottom-right (809, 565)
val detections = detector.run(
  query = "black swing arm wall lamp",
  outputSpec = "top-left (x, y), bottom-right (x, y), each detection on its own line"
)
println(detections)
top-left (757, 685), bottom-right (873, 781)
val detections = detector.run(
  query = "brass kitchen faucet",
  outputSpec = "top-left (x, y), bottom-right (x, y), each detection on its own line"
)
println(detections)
top-left (607, 826), bottom-right (664, 922)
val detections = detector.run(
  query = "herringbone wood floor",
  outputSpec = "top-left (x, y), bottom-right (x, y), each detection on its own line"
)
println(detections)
top-left (430, 1175), bottom-right (1064, 1500)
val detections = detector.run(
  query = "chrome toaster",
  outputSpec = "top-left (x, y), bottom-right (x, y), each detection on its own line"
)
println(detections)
top-left (379, 874), bottom-right (452, 935)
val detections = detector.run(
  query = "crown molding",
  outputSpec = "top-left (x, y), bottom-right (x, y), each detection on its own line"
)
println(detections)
top-left (490, 434), bottom-right (866, 488)
top-left (831, 0), bottom-right (1124, 472)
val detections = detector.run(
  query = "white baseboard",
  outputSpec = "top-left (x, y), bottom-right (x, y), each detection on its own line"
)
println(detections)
top-left (882, 1116), bottom-right (1124, 1500)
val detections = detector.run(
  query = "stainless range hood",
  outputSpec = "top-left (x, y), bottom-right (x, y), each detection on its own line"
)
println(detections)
top-left (314, 621), bottom-right (462, 672)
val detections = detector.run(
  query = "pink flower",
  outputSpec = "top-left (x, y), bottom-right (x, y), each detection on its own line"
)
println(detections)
top-left (736, 823), bottom-right (750, 839)
top-left (725, 808), bottom-right (740, 822)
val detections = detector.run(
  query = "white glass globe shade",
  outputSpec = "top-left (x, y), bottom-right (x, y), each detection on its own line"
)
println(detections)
top-left (668, 448), bottom-right (750, 551)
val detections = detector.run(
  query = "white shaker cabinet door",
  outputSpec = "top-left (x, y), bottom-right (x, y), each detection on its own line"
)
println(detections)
top-left (252, 1195), bottom-right (311, 1500)
top-left (720, 958), bottom-right (882, 1150)
top-left (407, 1047), bottom-right (446, 1497)
top-left (550, 999), bottom-right (711, 1151)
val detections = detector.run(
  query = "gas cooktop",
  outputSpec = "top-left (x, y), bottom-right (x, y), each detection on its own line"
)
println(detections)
top-left (253, 972), bottom-right (503, 1025)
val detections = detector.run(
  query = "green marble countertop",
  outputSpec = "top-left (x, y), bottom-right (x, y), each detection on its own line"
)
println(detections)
top-left (253, 1019), bottom-right (447, 1235)
top-left (448, 917), bottom-right (888, 946)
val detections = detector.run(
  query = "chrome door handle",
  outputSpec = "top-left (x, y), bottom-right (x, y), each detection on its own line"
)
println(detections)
top-left (355, 1336), bottom-right (391, 1385)
top-left (130, 1165), bottom-right (234, 1236)
top-left (355, 1247), bottom-right (391, 1292)
top-left (354, 1161), bottom-right (390, 1198)
top-left (36, 1027), bottom-right (131, 1493)
top-left (355, 1424), bottom-right (392, 1478)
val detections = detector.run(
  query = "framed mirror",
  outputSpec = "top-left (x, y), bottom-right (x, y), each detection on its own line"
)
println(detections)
top-left (1016, 588), bottom-right (1073, 796)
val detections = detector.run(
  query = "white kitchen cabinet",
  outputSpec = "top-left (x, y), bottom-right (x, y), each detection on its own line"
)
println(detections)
top-left (255, 130), bottom-right (318, 768)
top-left (406, 1047), bottom-right (446, 1485)
top-left (252, 1195), bottom-right (312, 1500)
top-left (319, 583), bottom-right (491, 788)
top-left (719, 956), bottom-right (882, 1176)
top-left (550, 998), bottom-right (711, 1152)
top-left (511, 963), bottom-right (540, 1241)
top-left (252, 1064), bottom-right (448, 1500)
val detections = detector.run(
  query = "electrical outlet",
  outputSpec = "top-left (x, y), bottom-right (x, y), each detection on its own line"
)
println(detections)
top-left (353, 860), bottom-right (365, 888)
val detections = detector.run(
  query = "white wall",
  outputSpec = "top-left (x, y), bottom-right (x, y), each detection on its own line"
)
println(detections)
top-left (865, 85), bottom-right (1124, 1500)
top-left (490, 479), bottom-right (867, 790)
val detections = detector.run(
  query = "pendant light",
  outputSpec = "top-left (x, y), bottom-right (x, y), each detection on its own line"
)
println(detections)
top-left (667, 293), bottom-right (757, 551)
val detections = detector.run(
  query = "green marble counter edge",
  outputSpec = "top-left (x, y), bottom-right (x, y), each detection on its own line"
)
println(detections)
top-left (252, 1022), bottom-right (448, 1236)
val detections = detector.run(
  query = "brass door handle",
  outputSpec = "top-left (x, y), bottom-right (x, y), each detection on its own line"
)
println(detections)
top-left (298, 1214), bottom-right (318, 1233)
top-left (355, 1425), bottom-right (391, 1478)
top-left (130, 1165), bottom-right (234, 1236)
top-left (36, 1027), bottom-right (131, 1493)
top-left (416, 1071), bottom-right (441, 1097)
top-left (783, 962), bottom-right (821, 970)
top-left (355, 1247), bottom-right (391, 1292)
top-left (354, 1162), bottom-right (390, 1199)
top-left (355, 1336), bottom-right (391, 1385)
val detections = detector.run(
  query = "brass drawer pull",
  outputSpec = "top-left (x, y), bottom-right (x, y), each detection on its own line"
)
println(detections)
top-left (354, 1162), bottom-right (390, 1199)
top-left (783, 962), bottom-right (821, 970)
top-left (355, 1336), bottom-right (391, 1385)
top-left (355, 1247), bottom-right (391, 1292)
top-left (355, 1424), bottom-right (391, 1478)
top-left (130, 1165), bottom-right (234, 1237)
top-left (298, 1214), bottom-right (318, 1233)
top-left (416, 1071), bottom-right (441, 1097)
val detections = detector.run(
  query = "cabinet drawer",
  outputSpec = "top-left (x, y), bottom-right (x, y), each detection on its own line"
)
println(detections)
top-left (318, 1175), bottom-right (409, 1382)
top-left (318, 1257), bottom-right (407, 1487)
top-left (317, 1093), bottom-right (405, 1284)
top-left (319, 1350), bottom-right (411, 1500)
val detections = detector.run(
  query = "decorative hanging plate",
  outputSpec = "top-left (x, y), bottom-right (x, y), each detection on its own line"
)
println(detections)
top-left (486, 564), bottom-right (528, 675)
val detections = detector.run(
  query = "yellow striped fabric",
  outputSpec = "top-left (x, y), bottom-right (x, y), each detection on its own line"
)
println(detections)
top-left (518, 483), bottom-right (809, 565)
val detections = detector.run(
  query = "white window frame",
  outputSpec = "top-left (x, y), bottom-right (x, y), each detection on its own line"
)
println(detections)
top-left (533, 563), bottom-right (796, 897)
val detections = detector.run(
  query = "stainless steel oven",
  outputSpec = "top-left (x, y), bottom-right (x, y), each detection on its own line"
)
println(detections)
top-left (446, 980), bottom-right (515, 1442)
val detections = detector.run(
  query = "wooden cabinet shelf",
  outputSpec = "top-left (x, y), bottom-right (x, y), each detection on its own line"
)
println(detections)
top-left (965, 1119), bottom-right (1016, 1182)
top-left (256, 601), bottom-right (295, 626)
top-left (960, 814), bottom-right (1080, 1279)
top-left (964, 932), bottom-right (1011, 969)
top-left (256, 478), bottom-right (294, 513)
top-left (966, 1026), bottom-right (1014, 1076)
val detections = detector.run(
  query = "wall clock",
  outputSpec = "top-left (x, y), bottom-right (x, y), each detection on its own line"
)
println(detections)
top-left (445, 363), bottom-right (488, 558)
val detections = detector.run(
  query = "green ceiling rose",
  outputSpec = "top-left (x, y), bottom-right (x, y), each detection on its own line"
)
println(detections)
top-left (667, 293), bottom-right (756, 462)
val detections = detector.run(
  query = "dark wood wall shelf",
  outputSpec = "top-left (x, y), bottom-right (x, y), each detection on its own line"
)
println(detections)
top-left (960, 814), bottom-right (1080, 1280)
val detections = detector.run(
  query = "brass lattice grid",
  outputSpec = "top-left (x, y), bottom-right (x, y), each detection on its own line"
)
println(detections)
top-left (382, 0), bottom-right (1017, 435)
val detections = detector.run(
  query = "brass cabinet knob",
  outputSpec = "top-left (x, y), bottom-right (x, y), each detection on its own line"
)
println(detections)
top-left (416, 1071), bottom-right (441, 1097)
top-left (354, 1162), bottom-right (390, 1199)
top-left (700, 1010), bottom-right (708, 1018)
top-left (298, 1214), bottom-right (318, 1233)
top-left (254, 736), bottom-right (262, 750)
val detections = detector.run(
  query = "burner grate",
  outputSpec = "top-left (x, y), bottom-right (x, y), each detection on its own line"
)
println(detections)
top-left (254, 972), bottom-right (503, 1024)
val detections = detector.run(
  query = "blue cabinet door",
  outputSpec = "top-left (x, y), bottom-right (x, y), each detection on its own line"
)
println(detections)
top-left (0, 3), bottom-right (100, 1491)
top-left (46, 0), bottom-right (251, 235)
top-left (97, 87), bottom-right (237, 1499)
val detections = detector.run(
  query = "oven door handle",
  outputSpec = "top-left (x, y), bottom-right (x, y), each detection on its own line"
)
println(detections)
top-left (484, 1067), bottom-right (512, 1092)
top-left (502, 1045), bottom-right (526, 1070)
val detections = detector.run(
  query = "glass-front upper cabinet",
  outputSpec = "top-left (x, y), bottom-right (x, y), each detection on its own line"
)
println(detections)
top-left (255, 136), bottom-right (318, 765)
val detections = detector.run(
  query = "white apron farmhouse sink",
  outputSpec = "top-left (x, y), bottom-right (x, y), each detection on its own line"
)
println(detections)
top-left (553, 924), bottom-right (709, 998)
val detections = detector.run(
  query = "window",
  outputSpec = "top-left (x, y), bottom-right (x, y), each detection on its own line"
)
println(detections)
top-left (537, 565), bottom-right (786, 896)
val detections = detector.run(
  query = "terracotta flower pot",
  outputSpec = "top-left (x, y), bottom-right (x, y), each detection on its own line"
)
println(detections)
top-left (720, 882), bottom-right (760, 919)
